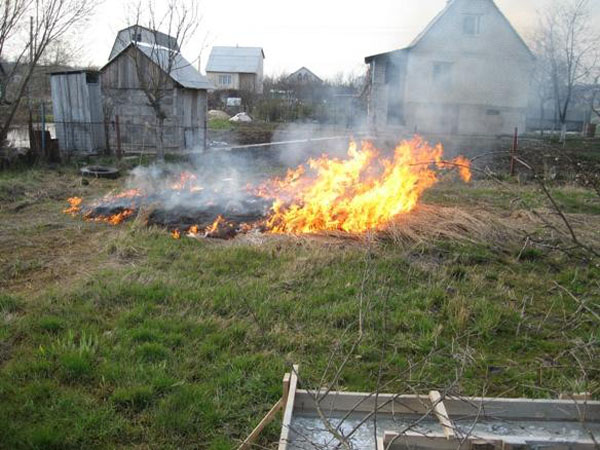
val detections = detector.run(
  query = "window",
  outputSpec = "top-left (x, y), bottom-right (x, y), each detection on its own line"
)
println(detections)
top-left (86, 72), bottom-right (99, 84)
top-left (432, 62), bottom-right (453, 87)
top-left (486, 109), bottom-right (500, 116)
top-left (132, 32), bottom-right (143, 42)
top-left (219, 74), bottom-right (232, 86)
top-left (463, 15), bottom-right (481, 35)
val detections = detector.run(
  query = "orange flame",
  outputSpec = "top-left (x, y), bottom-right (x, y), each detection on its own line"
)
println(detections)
top-left (206, 215), bottom-right (226, 234)
top-left (64, 197), bottom-right (83, 215)
top-left (260, 137), bottom-right (471, 234)
top-left (188, 225), bottom-right (200, 236)
top-left (170, 171), bottom-right (203, 192)
top-left (84, 209), bottom-right (135, 225)
top-left (105, 189), bottom-right (143, 201)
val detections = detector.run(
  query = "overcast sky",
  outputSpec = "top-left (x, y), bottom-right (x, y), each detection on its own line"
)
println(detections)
top-left (83, 0), bottom-right (600, 79)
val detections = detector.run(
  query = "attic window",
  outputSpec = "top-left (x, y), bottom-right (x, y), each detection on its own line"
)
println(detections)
top-left (487, 109), bottom-right (501, 116)
top-left (86, 73), bottom-right (99, 84)
top-left (463, 15), bottom-right (481, 35)
top-left (132, 32), bottom-right (142, 42)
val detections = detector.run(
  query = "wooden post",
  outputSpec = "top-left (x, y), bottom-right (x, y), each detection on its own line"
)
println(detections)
top-left (115, 115), bottom-right (122, 160)
top-left (237, 372), bottom-right (293, 450)
top-left (429, 390), bottom-right (454, 440)
top-left (510, 127), bottom-right (518, 177)
top-left (40, 102), bottom-right (46, 159)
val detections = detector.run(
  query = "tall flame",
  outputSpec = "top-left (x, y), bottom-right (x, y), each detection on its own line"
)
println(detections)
top-left (260, 137), bottom-right (471, 233)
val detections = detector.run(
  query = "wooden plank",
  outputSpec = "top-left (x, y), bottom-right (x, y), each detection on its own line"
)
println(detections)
top-left (238, 398), bottom-right (284, 450)
top-left (281, 373), bottom-right (291, 411)
top-left (238, 373), bottom-right (293, 450)
top-left (429, 390), bottom-right (454, 439)
top-left (278, 365), bottom-right (299, 450)
top-left (383, 432), bottom-right (468, 450)
top-left (291, 390), bottom-right (600, 422)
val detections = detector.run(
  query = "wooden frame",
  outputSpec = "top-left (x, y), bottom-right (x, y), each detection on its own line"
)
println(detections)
top-left (278, 366), bottom-right (600, 450)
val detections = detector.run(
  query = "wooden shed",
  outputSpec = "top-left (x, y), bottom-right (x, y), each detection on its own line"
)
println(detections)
top-left (100, 33), bottom-right (213, 153)
top-left (50, 70), bottom-right (105, 154)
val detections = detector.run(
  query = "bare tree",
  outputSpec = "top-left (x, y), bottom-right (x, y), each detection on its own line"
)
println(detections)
top-left (588, 73), bottom-right (600, 120)
top-left (0, 0), bottom-right (97, 146)
top-left (124, 0), bottom-right (200, 159)
top-left (534, 0), bottom-right (599, 142)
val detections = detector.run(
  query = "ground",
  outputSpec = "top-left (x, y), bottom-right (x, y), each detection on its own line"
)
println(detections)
top-left (0, 143), bottom-right (599, 449)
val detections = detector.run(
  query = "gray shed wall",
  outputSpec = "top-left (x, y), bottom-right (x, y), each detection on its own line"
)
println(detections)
top-left (50, 72), bottom-right (105, 153)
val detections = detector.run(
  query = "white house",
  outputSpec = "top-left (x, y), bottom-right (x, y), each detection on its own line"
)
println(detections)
top-left (205, 46), bottom-right (265, 94)
top-left (365, 0), bottom-right (535, 136)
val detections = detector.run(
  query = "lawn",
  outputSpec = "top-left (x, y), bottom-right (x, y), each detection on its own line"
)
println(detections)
top-left (0, 162), bottom-right (599, 449)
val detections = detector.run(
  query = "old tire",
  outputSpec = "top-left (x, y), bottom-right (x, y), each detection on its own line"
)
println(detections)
top-left (80, 166), bottom-right (120, 179)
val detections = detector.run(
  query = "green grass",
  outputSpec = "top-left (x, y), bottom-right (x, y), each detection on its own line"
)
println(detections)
top-left (0, 167), bottom-right (599, 448)
top-left (208, 118), bottom-right (234, 130)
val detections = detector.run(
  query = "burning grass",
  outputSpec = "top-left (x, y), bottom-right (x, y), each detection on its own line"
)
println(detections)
top-left (64, 137), bottom-right (473, 240)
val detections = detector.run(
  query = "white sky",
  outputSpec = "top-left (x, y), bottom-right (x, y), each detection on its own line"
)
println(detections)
top-left (83, 0), bottom-right (600, 79)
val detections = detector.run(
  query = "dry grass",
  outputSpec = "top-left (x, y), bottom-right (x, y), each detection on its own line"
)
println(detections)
top-left (383, 204), bottom-right (517, 246)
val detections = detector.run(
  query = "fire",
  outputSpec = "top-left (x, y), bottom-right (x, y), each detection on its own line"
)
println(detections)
top-left (62, 136), bottom-right (472, 238)
top-left (206, 215), bottom-right (226, 234)
top-left (170, 171), bottom-right (203, 192)
top-left (64, 197), bottom-right (83, 215)
top-left (105, 189), bottom-right (143, 200)
top-left (188, 225), bottom-right (200, 236)
top-left (84, 209), bottom-right (135, 225)
top-left (260, 137), bottom-right (471, 233)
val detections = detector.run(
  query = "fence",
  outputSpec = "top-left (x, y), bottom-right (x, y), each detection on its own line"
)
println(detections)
top-left (18, 118), bottom-right (207, 158)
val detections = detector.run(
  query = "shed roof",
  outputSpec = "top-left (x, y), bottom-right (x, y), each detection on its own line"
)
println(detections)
top-left (103, 42), bottom-right (214, 90)
top-left (205, 46), bottom-right (264, 74)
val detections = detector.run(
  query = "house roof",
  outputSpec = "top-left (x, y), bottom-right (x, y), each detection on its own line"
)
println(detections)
top-left (288, 67), bottom-right (322, 82)
top-left (365, 0), bottom-right (534, 62)
top-left (205, 46), bottom-right (265, 74)
top-left (103, 42), bottom-right (214, 90)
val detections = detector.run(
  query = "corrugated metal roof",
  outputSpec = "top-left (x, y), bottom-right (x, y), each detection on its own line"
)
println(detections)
top-left (205, 46), bottom-right (264, 74)
top-left (105, 43), bottom-right (214, 90)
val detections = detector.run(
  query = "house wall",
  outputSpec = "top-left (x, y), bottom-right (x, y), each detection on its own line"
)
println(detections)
top-left (50, 72), bottom-right (105, 153)
top-left (371, 0), bottom-right (534, 136)
top-left (206, 72), bottom-right (241, 90)
top-left (239, 73), bottom-right (258, 92)
top-left (256, 57), bottom-right (264, 94)
top-left (101, 48), bottom-right (207, 152)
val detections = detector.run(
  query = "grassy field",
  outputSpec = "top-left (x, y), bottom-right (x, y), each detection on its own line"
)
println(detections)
top-left (0, 162), bottom-right (599, 449)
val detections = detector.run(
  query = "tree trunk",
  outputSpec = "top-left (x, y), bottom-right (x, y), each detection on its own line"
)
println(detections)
top-left (539, 102), bottom-right (545, 137)
top-left (103, 117), bottom-right (111, 156)
top-left (156, 117), bottom-right (165, 160)
top-left (560, 122), bottom-right (567, 144)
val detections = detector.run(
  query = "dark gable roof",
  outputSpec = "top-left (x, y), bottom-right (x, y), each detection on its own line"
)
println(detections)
top-left (288, 67), bottom-right (322, 82)
top-left (365, 0), bottom-right (534, 63)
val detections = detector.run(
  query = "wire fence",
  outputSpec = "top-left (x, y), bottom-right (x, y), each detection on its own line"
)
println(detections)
top-left (14, 118), bottom-right (207, 158)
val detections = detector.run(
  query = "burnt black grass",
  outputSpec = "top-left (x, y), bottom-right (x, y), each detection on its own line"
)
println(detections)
top-left (0, 166), bottom-right (599, 449)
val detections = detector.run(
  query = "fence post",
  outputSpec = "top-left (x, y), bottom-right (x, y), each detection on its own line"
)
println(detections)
top-left (40, 102), bottom-right (46, 159)
top-left (510, 127), bottom-right (518, 177)
top-left (115, 115), bottom-right (122, 160)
